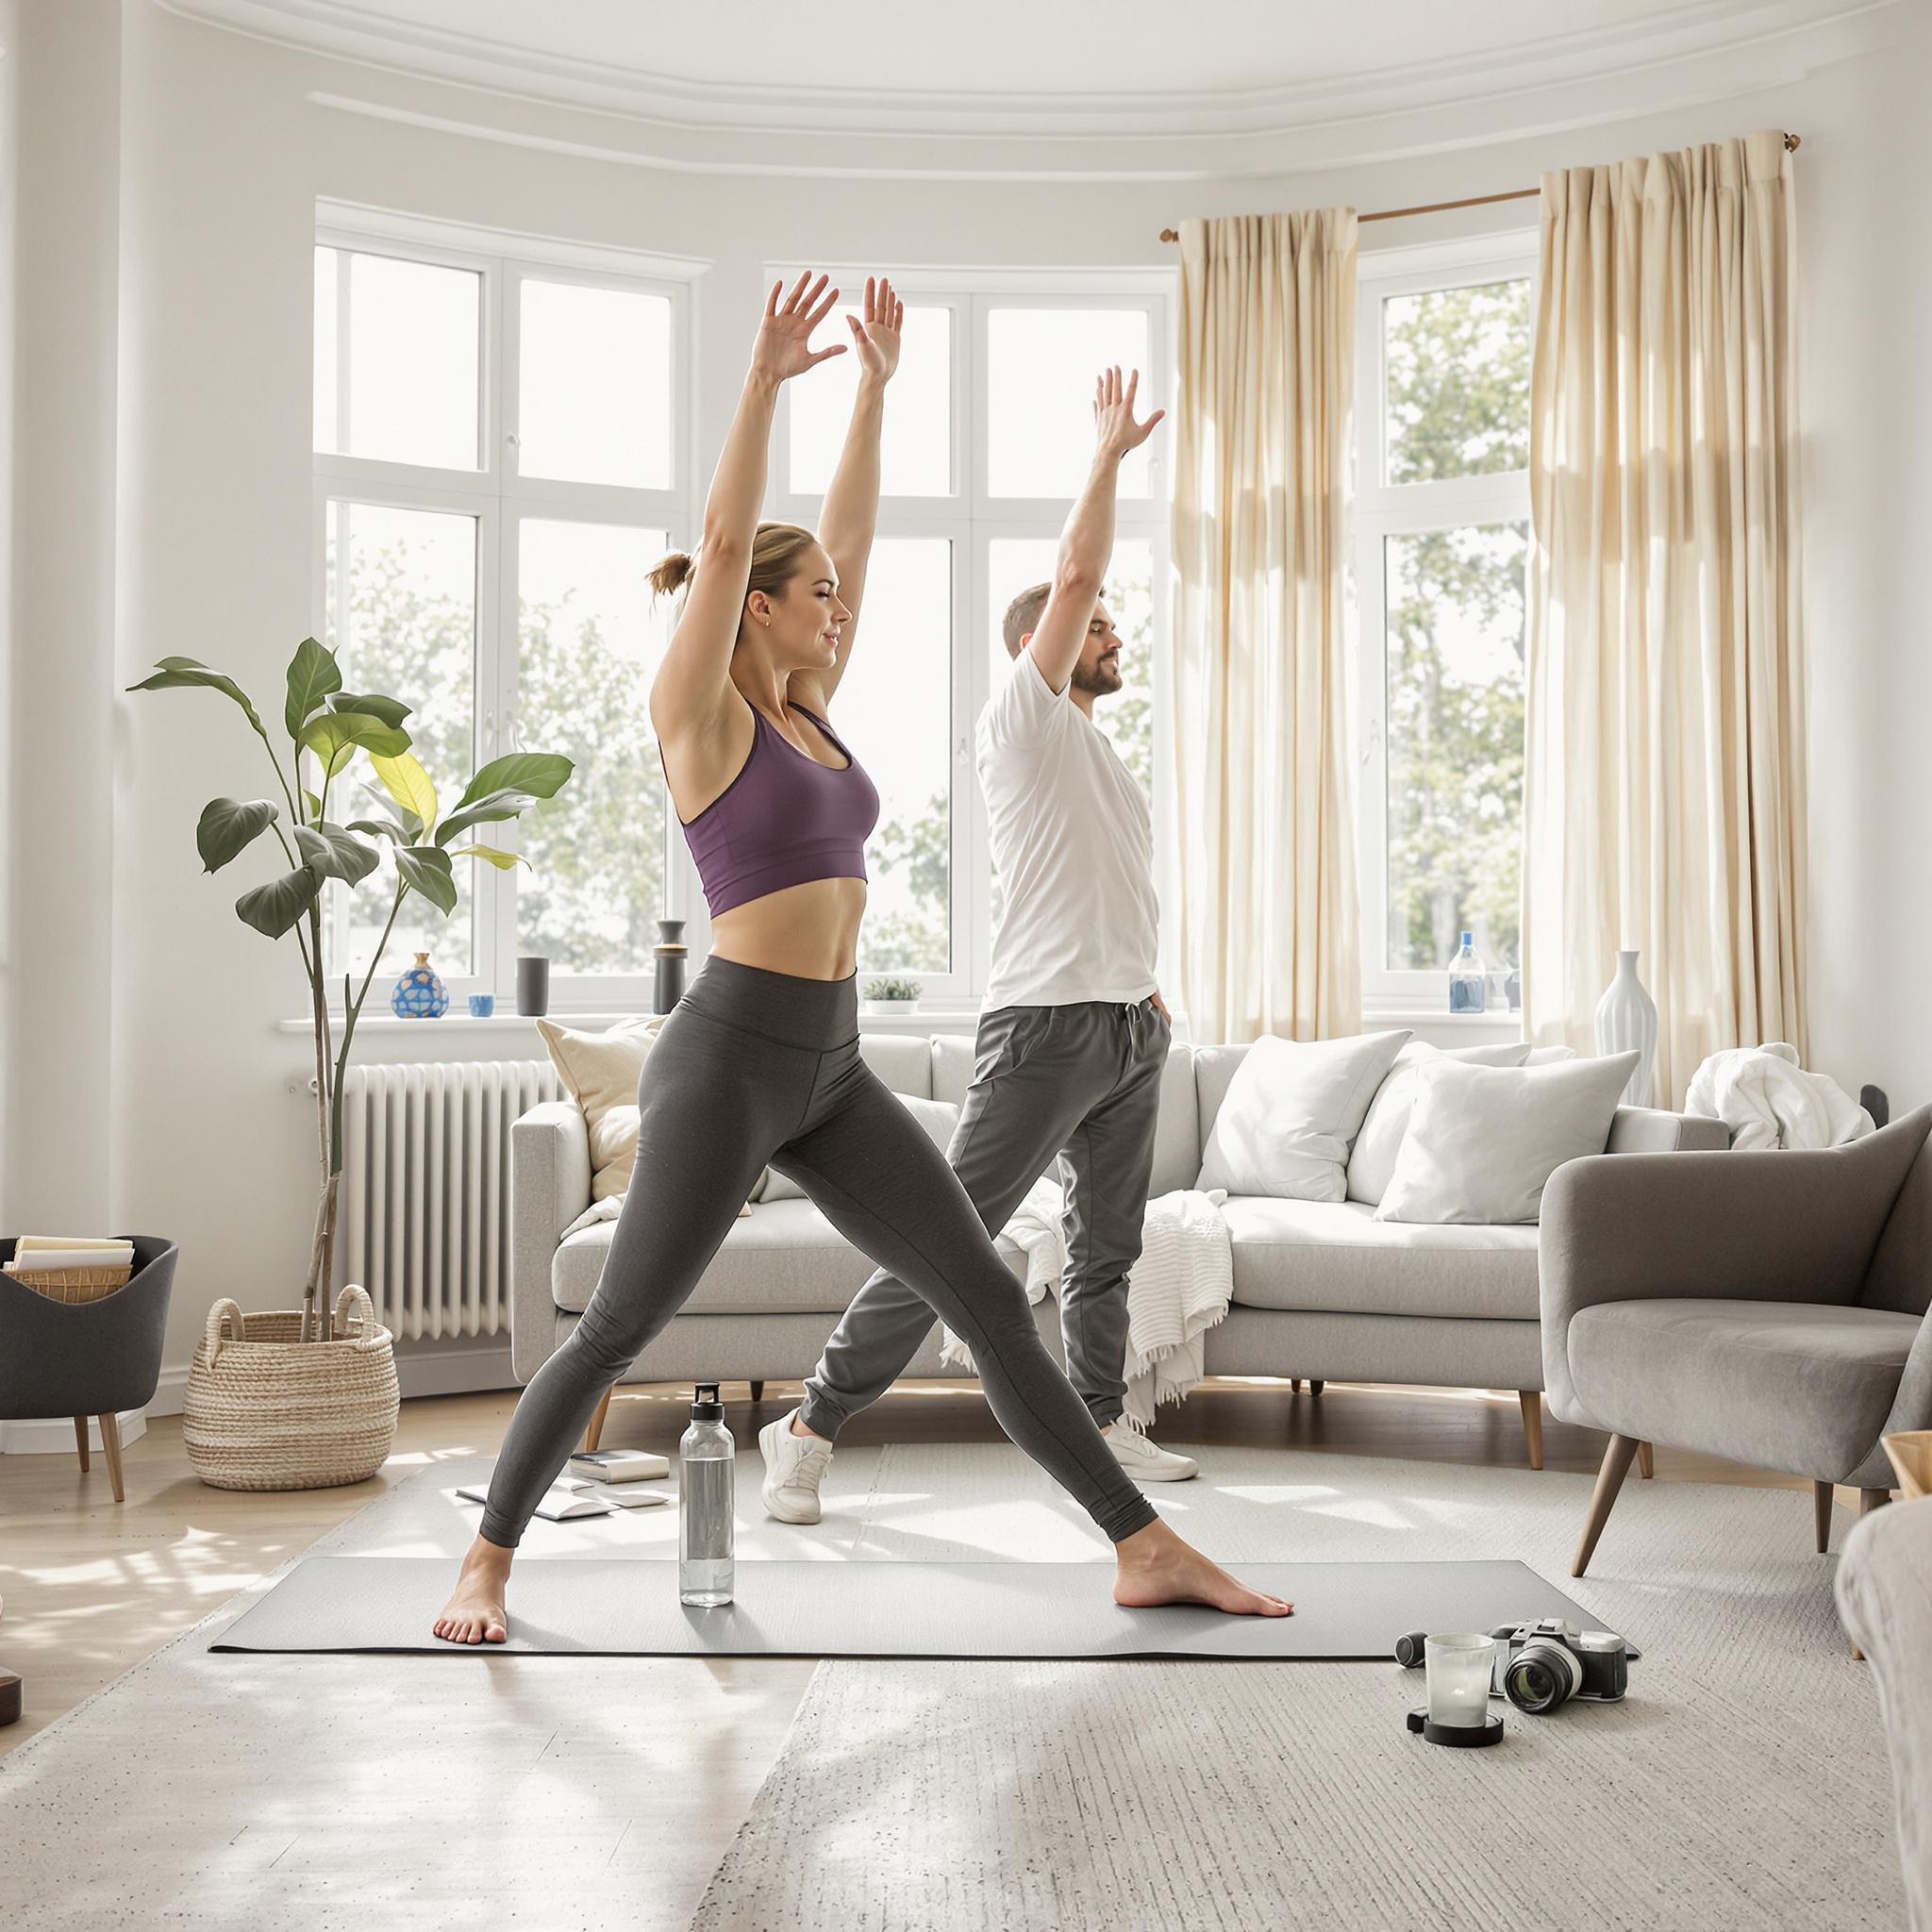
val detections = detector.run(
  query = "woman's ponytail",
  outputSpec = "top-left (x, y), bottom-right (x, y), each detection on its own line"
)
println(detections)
top-left (647, 549), bottom-right (697, 599)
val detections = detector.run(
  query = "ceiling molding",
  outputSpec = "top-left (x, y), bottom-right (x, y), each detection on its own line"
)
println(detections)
top-left (158, 0), bottom-right (1900, 140)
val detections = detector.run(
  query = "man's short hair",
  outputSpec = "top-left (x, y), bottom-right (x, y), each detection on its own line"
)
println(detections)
top-left (1001, 580), bottom-right (1104, 658)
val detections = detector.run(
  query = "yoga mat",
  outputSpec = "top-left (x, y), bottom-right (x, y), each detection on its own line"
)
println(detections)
top-left (209, 1557), bottom-right (1605, 1659)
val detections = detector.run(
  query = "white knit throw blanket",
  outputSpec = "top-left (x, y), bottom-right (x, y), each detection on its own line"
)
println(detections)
top-left (940, 1185), bottom-right (1234, 1428)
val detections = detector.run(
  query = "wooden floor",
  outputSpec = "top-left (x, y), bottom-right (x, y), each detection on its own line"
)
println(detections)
top-left (0, 1374), bottom-right (1840, 1763)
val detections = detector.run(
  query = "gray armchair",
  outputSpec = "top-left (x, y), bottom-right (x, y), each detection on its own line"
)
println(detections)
top-left (1540, 1108), bottom-right (1932, 1575)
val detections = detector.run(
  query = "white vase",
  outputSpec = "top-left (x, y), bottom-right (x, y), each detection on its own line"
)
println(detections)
top-left (1593, 950), bottom-right (1658, 1108)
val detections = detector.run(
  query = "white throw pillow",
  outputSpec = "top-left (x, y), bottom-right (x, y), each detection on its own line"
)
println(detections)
top-left (1524, 1044), bottom-right (1578, 1065)
top-left (1195, 1031), bottom-right (1411, 1201)
top-left (1374, 1052), bottom-right (1639, 1225)
top-left (1345, 1041), bottom-right (1534, 1207)
top-left (758, 1093), bottom-right (960, 1202)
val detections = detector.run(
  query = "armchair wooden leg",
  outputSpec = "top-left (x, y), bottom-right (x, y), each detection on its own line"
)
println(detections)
top-left (583, 1386), bottom-right (614, 1455)
top-left (73, 1416), bottom-right (90, 1474)
top-left (1518, 1391), bottom-right (1544, 1471)
top-left (749, 1380), bottom-right (765, 1403)
top-left (1573, 1434), bottom-right (1640, 1577)
top-left (1814, 1480), bottom-right (1835, 1553)
top-left (1860, 1488), bottom-right (1892, 1517)
top-left (1637, 1441), bottom-right (1655, 1480)
top-left (96, 1412), bottom-right (125, 1504)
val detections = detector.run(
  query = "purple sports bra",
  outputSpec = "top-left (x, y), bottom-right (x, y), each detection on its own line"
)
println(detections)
top-left (675, 702), bottom-right (881, 918)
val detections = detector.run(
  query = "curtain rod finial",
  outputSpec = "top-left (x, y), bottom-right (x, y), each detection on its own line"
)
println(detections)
top-left (1160, 227), bottom-right (1179, 243)
top-left (1785, 131), bottom-right (1802, 151)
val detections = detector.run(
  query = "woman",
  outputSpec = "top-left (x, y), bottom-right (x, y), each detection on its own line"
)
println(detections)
top-left (435, 272), bottom-right (1290, 1641)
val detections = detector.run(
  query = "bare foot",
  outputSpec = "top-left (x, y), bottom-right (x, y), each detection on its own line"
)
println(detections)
top-left (1112, 1520), bottom-right (1291, 1617)
top-left (433, 1534), bottom-right (513, 1644)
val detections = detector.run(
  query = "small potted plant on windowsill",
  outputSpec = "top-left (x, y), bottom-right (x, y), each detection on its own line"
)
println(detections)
top-left (128, 638), bottom-right (574, 1490)
top-left (860, 975), bottom-right (923, 1017)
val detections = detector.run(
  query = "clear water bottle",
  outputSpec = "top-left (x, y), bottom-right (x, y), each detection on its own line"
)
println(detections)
top-left (678, 1382), bottom-right (734, 1607)
top-left (1448, 932), bottom-right (1487, 1014)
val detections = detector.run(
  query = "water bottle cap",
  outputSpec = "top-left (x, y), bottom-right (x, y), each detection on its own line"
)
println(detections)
top-left (1460, 932), bottom-right (1474, 946)
top-left (691, 1382), bottom-right (724, 1422)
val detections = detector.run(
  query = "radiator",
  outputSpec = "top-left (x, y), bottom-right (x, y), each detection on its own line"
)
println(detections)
top-left (331, 1060), bottom-right (563, 1341)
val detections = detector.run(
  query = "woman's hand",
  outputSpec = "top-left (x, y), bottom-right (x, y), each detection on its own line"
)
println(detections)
top-left (845, 275), bottom-right (905, 386)
top-left (1093, 365), bottom-right (1164, 461)
top-left (751, 272), bottom-right (847, 387)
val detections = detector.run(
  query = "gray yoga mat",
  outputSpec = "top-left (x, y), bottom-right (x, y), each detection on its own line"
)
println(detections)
top-left (209, 1556), bottom-right (1603, 1659)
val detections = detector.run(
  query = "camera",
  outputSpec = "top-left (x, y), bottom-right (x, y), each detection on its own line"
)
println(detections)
top-left (1489, 1619), bottom-right (1629, 1711)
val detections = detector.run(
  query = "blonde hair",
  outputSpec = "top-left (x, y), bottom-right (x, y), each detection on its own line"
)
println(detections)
top-left (647, 522), bottom-right (822, 612)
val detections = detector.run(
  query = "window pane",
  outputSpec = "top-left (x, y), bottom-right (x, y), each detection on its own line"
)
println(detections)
top-left (832, 539), bottom-right (952, 975)
top-left (518, 279), bottom-right (672, 489)
top-left (1384, 522), bottom-right (1526, 972)
top-left (1384, 279), bottom-right (1530, 485)
top-left (988, 308), bottom-right (1152, 498)
top-left (516, 520), bottom-right (671, 973)
top-left (323, 501), bottom-right (478, 978)
top-left (787, 303), bottom-right (952, 497)
top-left (325, 252), bottom-right (480, 470)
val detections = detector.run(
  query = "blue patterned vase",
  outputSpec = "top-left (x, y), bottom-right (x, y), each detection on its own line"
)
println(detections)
top-left (391, 951), bottom-right (449, 1019)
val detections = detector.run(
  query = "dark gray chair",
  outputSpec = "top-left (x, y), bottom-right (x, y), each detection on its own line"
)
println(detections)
top-left (1540, 1110), bottom-right (1932, 1574)
top-left (0, 1235), bottom-right (178, 1502)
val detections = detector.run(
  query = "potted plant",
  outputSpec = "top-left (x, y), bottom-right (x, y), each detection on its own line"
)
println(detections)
top-left (860, 975), bottom-right (923, 1017)
top-left (129, 639), bottom-right (573, 1489)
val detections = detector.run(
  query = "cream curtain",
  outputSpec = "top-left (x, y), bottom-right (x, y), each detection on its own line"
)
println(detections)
top-left (1169, 211), bottom-right (1359, 1044)
top-left (1524, 130), bottom-right (1807, 1104)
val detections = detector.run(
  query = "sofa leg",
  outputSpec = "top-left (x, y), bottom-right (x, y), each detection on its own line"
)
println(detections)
top-left (73, 1416), bottom-right (90, 1474)
top-left (749, 1380), bottom-right (765, 1403)
top-left (1814, 1480), bottom-right (1835, 1553)
top-left (1290, 1379), bottom-right (1303, 1393)
top-left (1517, 1391), bottom-right (1544, 1471)
top-left (96, 1412), bottom-right (125, 1504)
top-left (1859, 1488), bottom-right (1892, 1518)
top-left (1307, 1380), bottom-right (1324, 1397)
top-left (1573, 1434), bottom-right (1640, 1578)
top-left (583, 1386), bottom-right (614, 1454)
top-left (1637, 1441), bottom-right (1655, 1480)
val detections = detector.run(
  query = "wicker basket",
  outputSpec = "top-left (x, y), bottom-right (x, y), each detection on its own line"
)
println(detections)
top-left (1883, 1431), bottom-right (1932, 1503)
top-left (1, 1261), bottom-right (132, 1305)
top-left (183, 1285), bottom-right (399, 1491)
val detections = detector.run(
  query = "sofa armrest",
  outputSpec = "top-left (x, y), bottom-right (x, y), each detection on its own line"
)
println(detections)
top-left (1606, 1106), bottom-right (1730, 1155)
top-left (510, 1099), bottom-right (591, 1382)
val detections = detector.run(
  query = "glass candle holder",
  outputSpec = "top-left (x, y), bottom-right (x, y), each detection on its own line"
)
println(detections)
top-left (1424, 1633), bottom-right (1496, 1729)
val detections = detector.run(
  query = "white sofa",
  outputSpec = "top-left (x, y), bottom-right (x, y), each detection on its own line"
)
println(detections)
top-left (510, 1032), bottom-right (1724, 1462)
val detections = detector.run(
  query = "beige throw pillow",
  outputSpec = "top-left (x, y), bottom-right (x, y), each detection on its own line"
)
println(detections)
top-left (536, 1014), bottom-right (666, 1204)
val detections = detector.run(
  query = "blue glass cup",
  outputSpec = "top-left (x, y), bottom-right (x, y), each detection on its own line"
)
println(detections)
top-left (468, 993), bottom-right (495, 1018)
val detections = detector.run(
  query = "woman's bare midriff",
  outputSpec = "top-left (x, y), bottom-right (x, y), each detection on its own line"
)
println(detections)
top-left (707, 875), bottom-right (869, 981)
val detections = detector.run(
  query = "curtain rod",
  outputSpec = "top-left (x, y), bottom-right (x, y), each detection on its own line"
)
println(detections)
top-left (1157, 131), bottom-right (1801, 242)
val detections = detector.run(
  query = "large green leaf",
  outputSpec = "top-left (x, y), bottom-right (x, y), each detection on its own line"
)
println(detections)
top-left (235, 865), bottom-right (322, 939)
top-left (432, 787), bottom-right (540, 847)
top-left (284, 637), bottom-right (342, 741)
top-left (299, 710), bottom-right (411, 781)
top-left (449, 842), bottom-right (526, 872)
top-left (302, 789), bottom-right (323, 823)
top-left (295, 822), bottom-right (380, 886)
top-left (347, 817), bottom-right (408, 847)
top-left (327, 691), bottom-right (412, 730)
top-left (125, 657), bottom-right (268, 737)
top-left (196, 797), bottom-right (279, 874)
top-left (449, 752), bottom-right (573, 813)
top-left (369, 751), bottom-right (438, 837)
top-left (394, 844), bottom-right (458, 916)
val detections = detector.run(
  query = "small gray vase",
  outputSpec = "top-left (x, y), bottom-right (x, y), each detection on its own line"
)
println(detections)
top-left (1594, 949), bottom-right (1658, 1108)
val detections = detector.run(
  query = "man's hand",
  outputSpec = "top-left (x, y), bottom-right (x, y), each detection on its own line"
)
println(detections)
top-left (845, 275), bottom-right (905, 386)
top-left (1093, 366), bottom-right (1164, 463)
top-left (1151, 990), bottom-right (1174, 1025)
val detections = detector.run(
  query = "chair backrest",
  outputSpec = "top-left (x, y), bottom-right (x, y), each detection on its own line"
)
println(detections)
top-left (1862, 1113), bottom-right (1932, 1316)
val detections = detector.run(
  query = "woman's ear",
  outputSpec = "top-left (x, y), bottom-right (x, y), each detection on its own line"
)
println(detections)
top-left (745, 590), bottom-right (772, 628)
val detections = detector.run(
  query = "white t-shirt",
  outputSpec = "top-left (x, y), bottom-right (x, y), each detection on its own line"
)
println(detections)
top-left (977, 649), bottom-right (1159, 1009)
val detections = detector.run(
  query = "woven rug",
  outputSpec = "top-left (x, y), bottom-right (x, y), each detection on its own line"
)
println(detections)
top-left (689, 1444), bottom-right (1905, 1932)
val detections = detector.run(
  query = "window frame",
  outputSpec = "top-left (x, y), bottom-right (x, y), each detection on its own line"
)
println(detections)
top-left (765, 265), bottom-right (1174, 1003)
top-left (311, 205), bottom-right (702, 1014)
top-left (1353, 233), bottom-right (1537, 1019)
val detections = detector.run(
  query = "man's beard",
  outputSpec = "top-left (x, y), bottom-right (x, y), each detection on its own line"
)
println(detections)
top-left (1072, 652), bottom-right (1123, 696)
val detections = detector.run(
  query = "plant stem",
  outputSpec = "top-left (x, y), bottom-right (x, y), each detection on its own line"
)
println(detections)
top-left (302, 895), bottom-right (334, 1341)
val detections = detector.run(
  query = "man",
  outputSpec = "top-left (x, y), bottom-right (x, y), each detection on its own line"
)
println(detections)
top-left (760, 364), bottom-right (1197, 1524)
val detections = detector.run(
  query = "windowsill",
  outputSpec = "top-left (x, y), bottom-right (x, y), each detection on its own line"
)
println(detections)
top-left (1364, 1009), bottom-right (1524, 1028)
top-left (275, 1002), bottom-right (992, 1037)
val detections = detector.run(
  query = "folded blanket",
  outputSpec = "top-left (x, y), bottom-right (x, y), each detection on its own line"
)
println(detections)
top-left (1685, 1041), bottom-right (1874, 1151)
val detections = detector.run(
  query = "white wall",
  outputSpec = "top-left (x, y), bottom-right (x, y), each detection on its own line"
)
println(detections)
top-left (4, 0), bottom-right (1926, 1400)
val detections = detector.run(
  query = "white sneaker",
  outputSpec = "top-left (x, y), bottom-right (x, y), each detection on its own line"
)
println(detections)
top-left (1106, 1422), bottom-right (1199, 1482)
top-left (759, 1409), bottom-right (833, 1524)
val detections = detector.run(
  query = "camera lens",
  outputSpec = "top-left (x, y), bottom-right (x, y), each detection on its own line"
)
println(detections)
top-left (1503, 1641), bottom-right (1580, 1713)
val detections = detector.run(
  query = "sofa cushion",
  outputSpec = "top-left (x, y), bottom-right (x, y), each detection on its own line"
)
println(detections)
top-left (1221, 1197), bottom-right (1541, 1321)
top-left (760, 1095), bottom-right (959, 1203)
top-left (1347, 1041), bottom-right (1534, 1207)
top-left (552, 1196), bottom-right (1027, 1316)
top-left (1568, 1297), bottom-right (1923, 1479)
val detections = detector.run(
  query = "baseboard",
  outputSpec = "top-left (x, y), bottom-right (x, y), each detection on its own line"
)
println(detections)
top-left (0, 1409), bottom-right (149, 1454)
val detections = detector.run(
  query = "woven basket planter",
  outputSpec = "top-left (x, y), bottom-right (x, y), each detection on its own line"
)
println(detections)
top-left (183, 1285), bottom-right (399, 1491)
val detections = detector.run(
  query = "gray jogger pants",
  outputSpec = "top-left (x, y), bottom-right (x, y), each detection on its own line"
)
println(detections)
top-left (801, 997), bottom-right (1170, 1437)
top-left (480, 959), bottom-right (1158, 1550)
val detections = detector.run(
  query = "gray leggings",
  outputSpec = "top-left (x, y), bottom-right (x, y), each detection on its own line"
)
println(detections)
top-left (480, 958), bottom-right (1158, 1550)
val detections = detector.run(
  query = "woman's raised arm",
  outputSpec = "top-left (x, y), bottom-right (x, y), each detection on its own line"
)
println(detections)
top-left (650, 273), bottom-right (845, 741)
